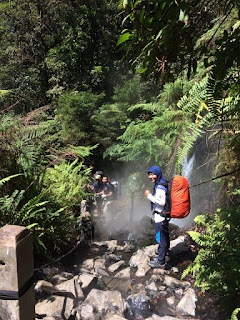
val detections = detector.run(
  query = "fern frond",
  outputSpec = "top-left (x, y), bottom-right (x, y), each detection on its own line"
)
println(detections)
top-left (194, 214), bottom-right (206, 225)
top-left (231, 308), bottom-right (240, 320)
top-left (0, 174), bottom-right (22, 187)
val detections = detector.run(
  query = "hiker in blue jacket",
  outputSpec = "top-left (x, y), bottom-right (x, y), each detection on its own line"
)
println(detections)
top-left (145, 165), bottom-right (170, 268)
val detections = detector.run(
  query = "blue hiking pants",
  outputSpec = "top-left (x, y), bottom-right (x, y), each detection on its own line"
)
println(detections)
top-left (155, 220), bottom-right (170, 263)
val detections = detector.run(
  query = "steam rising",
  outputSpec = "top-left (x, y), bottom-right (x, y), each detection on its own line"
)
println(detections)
top-left (92, 134), bottom-right (223, 239)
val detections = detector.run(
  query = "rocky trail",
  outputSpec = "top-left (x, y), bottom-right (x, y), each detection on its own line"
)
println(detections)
top-left (34, 204), bottom-right (222, 320)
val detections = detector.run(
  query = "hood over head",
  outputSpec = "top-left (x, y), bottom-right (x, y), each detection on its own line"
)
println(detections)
top-left (148, 165), bottom-right (166, 185)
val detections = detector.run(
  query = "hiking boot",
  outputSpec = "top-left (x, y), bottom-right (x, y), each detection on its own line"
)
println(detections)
top-left (148, 259), bottom-right (165, 269)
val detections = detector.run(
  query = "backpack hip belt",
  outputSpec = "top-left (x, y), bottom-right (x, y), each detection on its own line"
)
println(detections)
top-left (154, 210), bottom-right (171, 220)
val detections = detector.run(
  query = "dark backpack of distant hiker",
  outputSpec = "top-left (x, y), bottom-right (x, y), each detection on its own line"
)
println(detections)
top-left (110, 180), bottom-right (119, 200)
top-left (158, 175), bottom-right (190, 219)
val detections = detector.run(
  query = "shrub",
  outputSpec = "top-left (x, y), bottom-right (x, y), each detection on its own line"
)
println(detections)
top-left (182, 206), bottom-right (240, 313)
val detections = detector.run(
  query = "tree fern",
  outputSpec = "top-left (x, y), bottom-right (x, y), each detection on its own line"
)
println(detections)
top-left (176, 71), bottom-right (239, 173)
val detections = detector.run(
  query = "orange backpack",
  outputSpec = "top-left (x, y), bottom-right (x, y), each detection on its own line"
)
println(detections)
top-left (158, 175), bottom-right (190, 219)
top-left (170, 175), bottom-right (190, 218)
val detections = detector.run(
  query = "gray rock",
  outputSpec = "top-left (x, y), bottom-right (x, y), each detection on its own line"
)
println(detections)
top-left (127, 292), bottom-right (152, 319)
top-left (166, 296), bottom-right (175, 308)
top-left (175, 288), bottom-right (184, 296)
top-left (78, 273), bottom-right (98, 295)
top-left (170, 236), bottom-right (189, 255)
top-left (102, 275), bottom-right (131, 293)
top-left (97, 268), bottom-right (109, 276)
top-left (35, 278), bottom-right (84, 318)
top-left (119, 242), bottom-right (135, 252)
top-left (79, 289), bottom-right (125, 319)
top-left (115, 267), bottom-right (131, 279)
top-left (80, 303), bottom-right (96, 320)
top-left (108, 260), bottom-right (125, 273)
top-left (171, 267), bottom-right (179, 273)
top-left (104, 315), bottom-right (127, 320)
top-left (51, 272), bottom-right (73, 285)
top-left (129, 249), bottom-right (149, 267)
top-left (131, 283), bottom-right (146, 295)
top-left (56, 276), bottom-right (84, 300)
top-left (152, 268), bottom-right (165, 275)
top-left (93, 240), bottom-right (118, 252)
top-left (158, 286), bottom-right (166, 291)
top-left (35, 295), bottom-right (74, 319)
top-left (142, 244), bottom-right (158, 257)
top-left (79, 258), bottom-right (95, 273)
top-left (163, 275), bottom-right (190, 289)
top-left (94, 257), bottom-right (106, 272)
top-left (145, 316), bottom-right (190, 320)
top-left (150, 274), bottom-right (163, 282)
top-left (159, 290), bottom-right (168, 296)
top-left (35, 280), bottom-right (59, 294)
top-left (146, 282), bottom-right (158, 291)
top-left (176, 288), bottom-right (197, 316)
top-left (136, 263), bottom-right (151, 277)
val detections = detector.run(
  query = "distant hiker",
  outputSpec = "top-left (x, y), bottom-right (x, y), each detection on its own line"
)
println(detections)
top-left (87, 171), bottom-right (104, 193)
top-left (86, 171), bottom-right (105, 213)
top-left (101, 176), bottom-right (113, 199)
top-left (144, 165), bottom-right (170, 268)
top-left (93, 173), bottom-right (104, 194)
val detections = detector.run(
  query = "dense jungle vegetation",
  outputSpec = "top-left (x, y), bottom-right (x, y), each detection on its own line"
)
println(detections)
top-left (0, 0), bottom-right (239, 316)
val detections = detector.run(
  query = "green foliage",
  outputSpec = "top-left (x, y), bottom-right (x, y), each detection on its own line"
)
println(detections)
top-left (42, 159), bottom-right (91, 208)
top-left (118, 0), bottom-right (236, 79)
top-left (0, 176), bottom-right (76, 255)
top-left (112, 76), bottom-right (144, 105)
top-left (231, 308), bottom-right (240, 320)
top-left (0, 108), bottom-right (60, 188)
top-left (57, 91), bottom-right (105, 144)
top-left (0, 0), bottom-right (123, 110)
top-left (103, 75), bottom-right (188, 173)
top-left (182, 207), bottom-right (240, 311)
top-left (176, 70), bottom-right (240, 173)
top-left (0, 174), bottom-right (21, 187)
top-left (105, 103), bottom-right (185, 172)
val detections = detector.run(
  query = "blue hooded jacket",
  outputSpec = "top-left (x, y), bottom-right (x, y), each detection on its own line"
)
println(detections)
top-left (148, 166), bottom-right (167, 211)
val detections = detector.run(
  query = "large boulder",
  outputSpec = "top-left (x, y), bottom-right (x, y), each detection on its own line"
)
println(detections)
top-left (127, 292), bottom-right (153, 319)
top-left (35, 277), bottom-right (84, 319)
top-left (77, 289), bottom-right (125, 320)
top-left (176, 288), bottom-right (197, 316)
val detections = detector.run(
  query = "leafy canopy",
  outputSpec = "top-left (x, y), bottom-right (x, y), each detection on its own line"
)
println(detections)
top-left (118, 0), bottom-right (238, 80)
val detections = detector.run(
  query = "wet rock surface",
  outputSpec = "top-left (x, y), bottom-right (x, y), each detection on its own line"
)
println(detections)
top-left (34, 214), bottom-right (222, 320)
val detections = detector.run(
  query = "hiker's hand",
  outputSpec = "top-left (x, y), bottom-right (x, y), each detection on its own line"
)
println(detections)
top-left (145, 189), bottom-right (150, 197)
